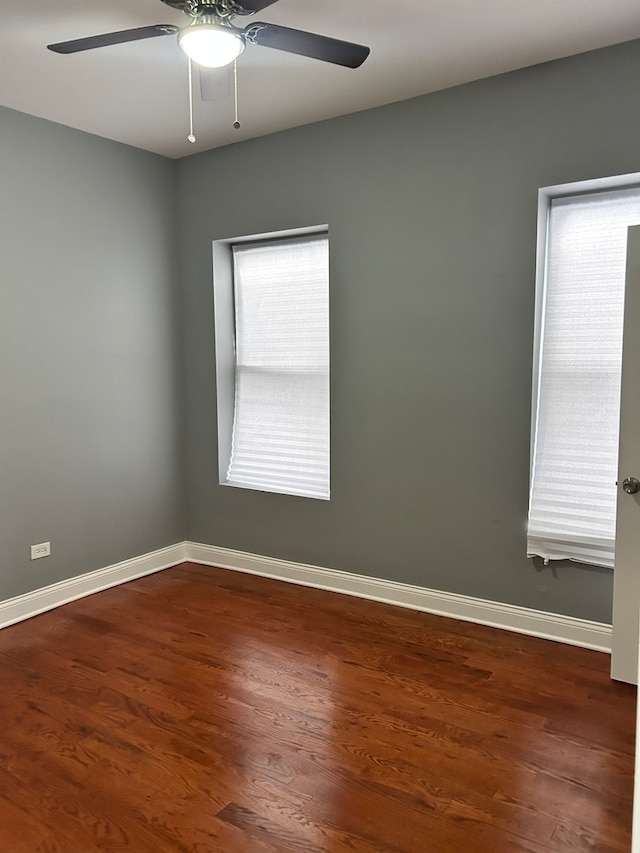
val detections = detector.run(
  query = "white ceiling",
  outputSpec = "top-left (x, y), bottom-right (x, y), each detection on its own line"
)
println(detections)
top-left (2, 0), bottom-right (640, 159)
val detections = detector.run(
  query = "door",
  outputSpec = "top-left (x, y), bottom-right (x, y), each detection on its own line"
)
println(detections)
top-left (611, 223), bottom-right (640, 684)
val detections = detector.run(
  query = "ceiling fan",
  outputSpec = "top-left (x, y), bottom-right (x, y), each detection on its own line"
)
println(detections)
top-left (47, 0), bottom-right (371, 70)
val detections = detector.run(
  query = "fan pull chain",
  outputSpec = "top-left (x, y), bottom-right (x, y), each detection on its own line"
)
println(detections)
top-left (233, 58), bottom-right (240, 130)
top-left (187, 58), bottom-right (196, 144)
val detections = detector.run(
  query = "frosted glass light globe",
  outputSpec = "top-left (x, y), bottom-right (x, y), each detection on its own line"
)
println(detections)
top-left (179, 25), bottom-right (245, 68)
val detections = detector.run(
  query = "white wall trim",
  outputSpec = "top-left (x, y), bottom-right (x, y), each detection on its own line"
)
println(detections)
top-left (186, 542), bottom-right (613, 653)
top-left (0, 542), bottom-right (188, 630)
top-left (0, 540), bottom-right (612, 654)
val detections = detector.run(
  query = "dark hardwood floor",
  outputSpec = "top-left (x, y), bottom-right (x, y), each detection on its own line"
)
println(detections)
top-left (0, 562), bottom-right (634, 852)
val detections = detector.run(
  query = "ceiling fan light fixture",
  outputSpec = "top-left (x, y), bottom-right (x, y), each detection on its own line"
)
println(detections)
top-left (178, 24), bottom-right (245, 68)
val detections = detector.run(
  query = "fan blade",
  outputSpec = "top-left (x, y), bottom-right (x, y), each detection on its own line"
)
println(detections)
top-left (160, 0), bottom-right (190, 10)
top-left (243, 22), bottom-right (369, 68)
top-left (48, 25), bottom-right (179, 54)
top-left (235, 0), bottom-right (281, 11)
top-left (199, 66), bottom-right (232, 101)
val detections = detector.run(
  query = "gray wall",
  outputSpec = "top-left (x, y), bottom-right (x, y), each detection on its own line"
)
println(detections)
top-left (3, 40), bottom-right (638, 623)
top-left (0, 107), bottom-right (184, 600)
top-left (177, 39), bottom-right (640, 624)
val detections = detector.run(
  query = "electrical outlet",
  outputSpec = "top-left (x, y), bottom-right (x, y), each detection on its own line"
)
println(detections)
top-left (30, 541), bottom-right (51, 560)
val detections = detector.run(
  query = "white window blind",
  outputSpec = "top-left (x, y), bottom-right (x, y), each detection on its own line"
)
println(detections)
top-left (226, 234), bottom-right (330, 499)
top-left (528, 187), bottom-right (640, 568)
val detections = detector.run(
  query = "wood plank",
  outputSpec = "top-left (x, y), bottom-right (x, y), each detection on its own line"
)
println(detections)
top-left (0, 562), bottom-right (634, 851)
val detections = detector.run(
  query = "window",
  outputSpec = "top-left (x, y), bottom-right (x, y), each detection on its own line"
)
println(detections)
top-left (213, 228), bottom-right (330, 500)
top-left (528, 182), bottom-right (640, 568)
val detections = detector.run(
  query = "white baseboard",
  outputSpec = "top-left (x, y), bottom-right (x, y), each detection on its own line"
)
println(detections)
top-left (0, 542), bottom-right (188, 630)
top-left (0, 540), bottom-right (612, 654)
top-left (185, 542), bottom-right (613, 653)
